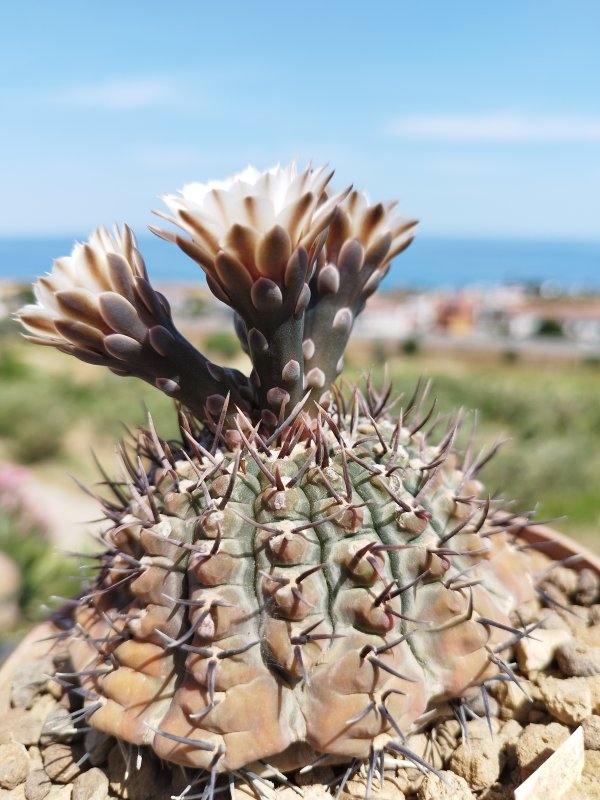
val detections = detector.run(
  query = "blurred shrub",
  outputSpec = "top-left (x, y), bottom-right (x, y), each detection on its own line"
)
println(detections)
top-left (401, 337), bottom-right (421, 356)
top-left (537, 318), bottom-right (564, 337)
top-left (203, 331), bottom-right (240, 359)
top-left (0, 347), bottom-right (30, 380)
top-left (0, 464), bottom-right (76, 624)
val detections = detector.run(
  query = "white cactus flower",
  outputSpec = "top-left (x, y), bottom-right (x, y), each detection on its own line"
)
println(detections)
top-left (153, 162), bottom-right (350, 286)
top-left (18, 225), bottom-right (148, 351)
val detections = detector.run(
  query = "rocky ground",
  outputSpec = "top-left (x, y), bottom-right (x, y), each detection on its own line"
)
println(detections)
top-left (1, 558), bottom-right (600, 800)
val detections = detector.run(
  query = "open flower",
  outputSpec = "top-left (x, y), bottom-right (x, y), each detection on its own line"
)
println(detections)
top-left (18, 225), bottom-right (150, 355)
top-left (153, 162), bottom-right (350, 304)
top-left (18, 226), bottom-right (252, 419)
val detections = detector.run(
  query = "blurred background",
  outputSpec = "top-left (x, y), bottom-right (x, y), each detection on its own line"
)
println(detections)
top-left (0, 0), bottom-right (599, 640)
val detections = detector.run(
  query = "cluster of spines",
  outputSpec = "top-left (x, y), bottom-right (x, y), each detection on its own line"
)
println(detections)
top-left (45, 383), bottom-right (553, 797)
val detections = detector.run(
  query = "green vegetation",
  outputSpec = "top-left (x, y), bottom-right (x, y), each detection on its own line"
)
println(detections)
top-left (0, 511), bottom-right (76, 623)
top-left (203, 330), bottom-right (241, 359)
top-left (537, 317), bottom-right (564, 337)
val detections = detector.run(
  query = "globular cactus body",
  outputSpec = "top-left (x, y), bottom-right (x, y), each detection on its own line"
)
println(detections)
top-left (70, 405), bottom-right (533, 774)
top-left (19, 161), bottom-right (538, 789)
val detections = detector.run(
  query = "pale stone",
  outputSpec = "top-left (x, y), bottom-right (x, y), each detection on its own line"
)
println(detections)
top-left (516, 721), bottom-right (570, 780)
top-left (538, 675), bottom-right (592, 725)
top-left (417, 770), bottom-right (475, 799)
top-left (24, 769), bottom-right (51, 800)
top-left (72, 768), bottom-right (109, 800)
top-left (0, 743), bottom-right (30, 790)
top-left (41, 744), bottom-right (81, 784)
top-left (450, 731), bottom-right (504, 790)
top-left (0, 709), bottom-right (43, 747)
top-left (547, 566), bottom-right (579, 598)
top-left (578, 624), bottom-right (600, 648)
top-left (556, 640), bottom-right (600, 677)
top-left (582, 715), bottom-right (600, 750)
top-left (514, 726), bottom-right (584, 800)
top-left (490, 678), bottom-right (537, 722)
top-left (516, 628), bottom-right (572, 674)
top-left (10, 659), bottom-right (54, 710)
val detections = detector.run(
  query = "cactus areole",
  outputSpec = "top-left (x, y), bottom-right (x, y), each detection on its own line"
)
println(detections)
top-left (19, 163), bottom-right (537, 784)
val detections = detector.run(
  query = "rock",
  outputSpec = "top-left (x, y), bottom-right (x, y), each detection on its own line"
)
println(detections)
top-left (499, 718), bottom-right (523, 746)
top-left (512, 599), bottom-right (542, 626)
top-left (46, 788), bottom-right (72, 800)
top-left (516, 721), bottom-right (570, 780)
top-left (576, 568), bottom-right (600, 606)
top-left (466, 718), bottom-right (501, 739)
top-left (582, 715), bottom-right (600, 750)
top-left (479, 786), bottom-right (518, 800)
top-left (280, 787), bottom-right (330, 800)
top-left (489, 678), bottom-right (537, 722)
top-left (499, 719), bottom-right (523, 770)
top-left (538, 674), bottom-right (593, 724)
top-left (547, 566), bottom-right (579, 598)
top-left (10, 658), bottom-right (55, 710)
top-left (0, 743), bottom-right (30, 790)
top-left (578, 624), bottom-right (600, 648)
top-left (72, 768), bottom-right (109, 800)
top-left (0, 786), bottom-right (26, 800)
top-left (83, 730), bottom-right (113, 767)
top-left (41, 744), bottom-right (81, 784)
top-left (580, 749), bottom-right (600, 791)
top-left (515, 628), bottom-right (572, 674)
top-left (563, 605), bottom-right (591, 634)
top-left (24, 770), bottom-right (51, 800)
top-left (590, 605), bottom-right (600, 625)
top-left (539, 610), bottom-right (571, 631)
top-left (40, 709), bottom-right (79, 745)
top-left (0, 709), bottom-right (43, 747)
top-left (342, 774), bottom-right (406, 799)
top-left (449, 727), bottom-right (504, 790)
top-left (556, 640), bottom-right (600, 677)
top-left (588, 674), bottom-right (600, 713)
top-left (26, 750), bottom-right (43, 773)
top-left (417, 770), bottom-right (475, 799)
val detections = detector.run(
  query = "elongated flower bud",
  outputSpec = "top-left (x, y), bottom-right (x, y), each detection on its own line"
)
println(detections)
top-left (303, 190), bottom-right (417, 405)
top-left (18, 225), bottom-right (253, 421)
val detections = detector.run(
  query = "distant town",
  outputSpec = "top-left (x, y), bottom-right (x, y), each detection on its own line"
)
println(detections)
top-left (2, 279), bottom-right (600, 362)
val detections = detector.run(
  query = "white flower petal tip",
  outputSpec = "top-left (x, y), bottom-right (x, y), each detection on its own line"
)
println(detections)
top-left (17, 225), bottom-right (149, 349)
top-left (154, 161), bottom-right (351, 289)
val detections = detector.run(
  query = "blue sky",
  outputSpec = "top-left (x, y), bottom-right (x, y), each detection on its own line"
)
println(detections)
top-left (1, 0), bottom-right (599, 240)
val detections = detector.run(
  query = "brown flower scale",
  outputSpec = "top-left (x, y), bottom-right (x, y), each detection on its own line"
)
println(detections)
top-left (17, 163), bottom-right (542, 795)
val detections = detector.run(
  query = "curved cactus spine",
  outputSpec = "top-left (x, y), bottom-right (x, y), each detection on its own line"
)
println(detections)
top-left (18, 161), bottom-right (545, 794)
top-left (64, 392), bottom-right (536, 775)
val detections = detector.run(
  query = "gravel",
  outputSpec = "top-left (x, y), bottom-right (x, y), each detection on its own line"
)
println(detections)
top-left (1, 557), bottom-right (600, 798)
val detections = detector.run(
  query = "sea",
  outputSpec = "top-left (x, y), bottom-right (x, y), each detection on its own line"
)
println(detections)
top-left (1, 235), bottom-right (599, 292)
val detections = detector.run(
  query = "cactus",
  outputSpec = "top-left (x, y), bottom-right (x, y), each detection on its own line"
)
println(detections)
top-left (19, 162), bottom-right (539, 794)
